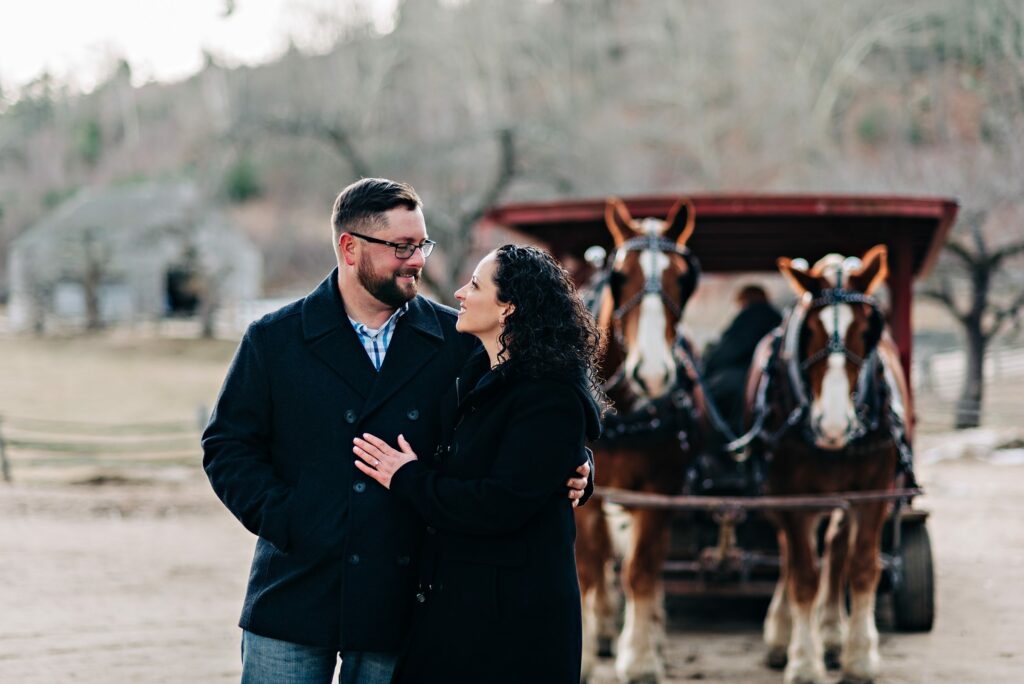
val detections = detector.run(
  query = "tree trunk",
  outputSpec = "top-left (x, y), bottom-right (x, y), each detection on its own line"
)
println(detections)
top-left (955, 323), bottom-right (986, 429)
top-left (83, 266), bottom-right (103, 331)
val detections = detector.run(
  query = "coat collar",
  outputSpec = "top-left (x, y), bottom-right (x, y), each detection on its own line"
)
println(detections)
top-left (301, 268), bottom-right (445, 409)
top-left (301, 268), bottom-right (444, 342)
top-left (455, 349), bottom-right (604, 441)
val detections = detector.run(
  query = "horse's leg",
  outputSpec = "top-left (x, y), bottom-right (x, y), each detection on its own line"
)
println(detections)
top-left (780, 511), bottom-right (827, 684)
top-left (576, 501), bottom-right (614, 682)
top-left (616, 507), bottom-right (669, 684)
top-left (841, 502), bottom-right (886, 683)
top-left (817, 508), bottom-right (850, 670)
top-left (764, 528), bottom-right (791, 669)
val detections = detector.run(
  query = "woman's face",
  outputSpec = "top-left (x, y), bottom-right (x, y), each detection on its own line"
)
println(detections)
top-left (454, 252), bottom-right (507, 339)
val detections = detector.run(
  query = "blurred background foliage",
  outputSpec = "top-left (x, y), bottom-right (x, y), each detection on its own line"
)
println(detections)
top-left (0, 0), bottom-right (1021, 303)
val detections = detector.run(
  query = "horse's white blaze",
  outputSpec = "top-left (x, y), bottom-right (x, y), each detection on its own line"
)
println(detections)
top-left (625, 226), bottom-right (676, 398)
top-left (785, 601), bottom-right (826, 684)
top-left (842, 590), bottom-right (880, 681)
top-left (813, 303), bottom-right (856, 447)
top-left (616, 593), bottom-right (663, 682)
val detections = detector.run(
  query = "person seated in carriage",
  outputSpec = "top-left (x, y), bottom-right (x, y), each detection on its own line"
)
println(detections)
top-left (702, 284), bottom-right (782, 435)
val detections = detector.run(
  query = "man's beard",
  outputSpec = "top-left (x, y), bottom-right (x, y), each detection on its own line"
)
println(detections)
top-left (357, 254), bottom-right (420, 308)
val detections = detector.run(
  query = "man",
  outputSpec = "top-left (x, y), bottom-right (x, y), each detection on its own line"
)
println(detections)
top-left (203, 178), bottom-right (591, 684)
top-left (703, 284), bottom-right (783, 434)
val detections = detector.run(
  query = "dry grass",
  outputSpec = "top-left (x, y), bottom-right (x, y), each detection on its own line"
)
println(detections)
top-left (0, 332), bottom-right (237, 424)
top-left (0, 331), bottom-right (239, 482)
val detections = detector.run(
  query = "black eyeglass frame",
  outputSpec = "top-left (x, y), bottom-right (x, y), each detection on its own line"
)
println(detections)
top-left (346, 231), bottom-right (436, 259)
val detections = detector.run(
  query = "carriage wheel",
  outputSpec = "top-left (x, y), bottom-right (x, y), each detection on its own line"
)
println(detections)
top-left (892, 522), bottom-right (935, 632)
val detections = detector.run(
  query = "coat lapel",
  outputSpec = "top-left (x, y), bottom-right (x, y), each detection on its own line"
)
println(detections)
top-left (301, 269), bottom-right (377, 398)
top-left (359, 296), bottom-right (445, 422)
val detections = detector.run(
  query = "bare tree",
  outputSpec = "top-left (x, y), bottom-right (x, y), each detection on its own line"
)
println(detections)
top-left (80, 228), bottom-right (111, 331)
top-left (920, 208), bottom-right (1024, 427)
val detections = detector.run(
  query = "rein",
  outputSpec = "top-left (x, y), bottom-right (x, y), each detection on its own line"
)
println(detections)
top-left (584, 235), bottom-right (700, 450)
top-left (585, 235), bottom-right (700, 352)
top-left (610, 235), bottom-right (696, 321)
top-left (742, 288), bottom-right (916, 484)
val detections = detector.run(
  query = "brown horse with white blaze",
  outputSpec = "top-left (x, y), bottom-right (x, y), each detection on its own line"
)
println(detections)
top-left (575, 198), bottom-right (702, 684)
top-left (749, 246), bottom-right (914, 684)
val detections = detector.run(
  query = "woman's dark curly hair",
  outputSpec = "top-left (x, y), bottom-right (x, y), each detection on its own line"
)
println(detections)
top-left (492, 244), bottom-right (609, 412)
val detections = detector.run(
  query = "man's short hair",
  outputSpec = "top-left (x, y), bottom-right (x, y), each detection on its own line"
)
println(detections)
top-left (736, 284), bottom-right (769, 308)
top-left (331, 178), bottom-right (422, 245)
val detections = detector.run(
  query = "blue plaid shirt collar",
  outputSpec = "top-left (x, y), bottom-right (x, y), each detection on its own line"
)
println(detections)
top-left (348, 303), bottom-right (409, 371)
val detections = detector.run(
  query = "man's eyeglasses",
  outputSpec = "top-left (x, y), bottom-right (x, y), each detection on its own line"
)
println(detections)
top-left (347, 231), bottom-right (436, 259)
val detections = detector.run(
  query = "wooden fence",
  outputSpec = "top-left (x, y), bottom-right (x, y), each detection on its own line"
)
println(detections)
top-left (0, 414), bottom-right (204, 483)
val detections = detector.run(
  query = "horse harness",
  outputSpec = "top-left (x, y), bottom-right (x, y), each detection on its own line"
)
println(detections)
top-left (584, 234), bottom-right (702, 452)
top-left (739, 287), bottom-right (916, 486)
top-left (585, 234), bottom-right (700, 353)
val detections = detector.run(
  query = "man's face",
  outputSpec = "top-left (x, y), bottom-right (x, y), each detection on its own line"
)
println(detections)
top-left (354, 207), bottom-right (429, 308)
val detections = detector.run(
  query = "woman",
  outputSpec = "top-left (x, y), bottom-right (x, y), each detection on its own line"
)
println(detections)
top-left (353, 244), bottom-right (605, 683)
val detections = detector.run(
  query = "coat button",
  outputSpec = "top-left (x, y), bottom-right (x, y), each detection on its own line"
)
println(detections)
top-left (426, 526), bottom-right (437, 535)
top-left (397, 555), bottom-right (411, 566)
top-left (407, 409), bottom-right (420, 420)
top-left (353, 481), bottom-right (366, 493)
top-left (415, 592), bottom-right (426, 604)
top-left (344, 410), bottom-right (358, 424)
top-left (348, 554), bottom-right (360, 565)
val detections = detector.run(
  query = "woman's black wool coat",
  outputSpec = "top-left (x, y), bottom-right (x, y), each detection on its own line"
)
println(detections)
top-left (389, 351), bottom-right (602, 684)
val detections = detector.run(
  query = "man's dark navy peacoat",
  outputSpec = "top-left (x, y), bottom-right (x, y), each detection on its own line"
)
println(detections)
top-left (202, 269), bottom-right (477, 651)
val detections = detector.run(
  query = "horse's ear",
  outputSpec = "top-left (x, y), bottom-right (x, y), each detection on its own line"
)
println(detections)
top-left (665, 197), bottom-right (696, 247)
top-left (605, 197), bottom-right (636, 247)
top-left (848, 244), bottom-right (888, 295)
top-left (778, 256), bottom-right (825, 296)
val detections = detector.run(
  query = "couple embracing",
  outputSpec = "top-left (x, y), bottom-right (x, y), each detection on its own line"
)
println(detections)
top-left (203, 178), bottom-right (607, 683)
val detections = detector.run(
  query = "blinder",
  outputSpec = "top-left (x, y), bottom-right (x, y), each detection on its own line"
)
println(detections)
top-left (605, 234), bottom-right (700, 322)
top-left (788, 286), bottom-right (887, 445)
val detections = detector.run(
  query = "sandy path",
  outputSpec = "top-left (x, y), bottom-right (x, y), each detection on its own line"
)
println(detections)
top-left (1, 458), bottom-right (1021, 683)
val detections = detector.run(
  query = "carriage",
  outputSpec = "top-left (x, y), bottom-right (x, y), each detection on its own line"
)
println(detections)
top-left (483, 194), bottom-right (957, 682)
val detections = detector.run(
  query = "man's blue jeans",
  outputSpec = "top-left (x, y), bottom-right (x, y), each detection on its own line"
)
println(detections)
top-left (240, 630), bottom-right (398, 684)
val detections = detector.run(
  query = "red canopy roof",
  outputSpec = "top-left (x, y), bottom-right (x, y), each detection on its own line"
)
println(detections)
top-left (485, 194), bottom-right (958, 279)
top-left (485, 193), bottom-right (959, 376)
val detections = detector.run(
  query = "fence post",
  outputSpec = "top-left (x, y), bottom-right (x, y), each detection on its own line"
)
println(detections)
top-left (0, 416), bottom-right (11, 483)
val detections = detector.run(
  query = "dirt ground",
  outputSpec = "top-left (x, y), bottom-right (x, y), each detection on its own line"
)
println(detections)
top-left (0, 456), bottom-right (1019, 683)
top-left (0, 333), bottom-right (1022, 682)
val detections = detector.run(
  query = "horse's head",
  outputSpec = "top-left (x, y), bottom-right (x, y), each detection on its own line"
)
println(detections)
top-left (601, 197), bottom-right (700, 400)
top-left (777, 245), bottom-right (888, 450)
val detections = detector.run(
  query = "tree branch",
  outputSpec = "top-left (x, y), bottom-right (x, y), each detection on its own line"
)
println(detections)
top-left (943, 239), bottom-right (978, 268)
top-left (262, 115), bottom-right (374, 179)
top-left (984, 288), bottom-right (1024, 343)
top-left (989, 239), bottom-right (1024, 267)
top-left (919, 275), bottom-right (967, 324)
top-left (458, 128), bottom-right (517, 232)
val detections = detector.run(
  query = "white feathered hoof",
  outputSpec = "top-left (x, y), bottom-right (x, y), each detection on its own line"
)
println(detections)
top-left (615, 648), bottom-right (662, 684)
top-left (839, 652), bottom-right (879, 684)
top-left (783, 658), bottom-right (827, 684)
top-left (766, 646), bottom-right (788, 670)
top-left (615, 657), bottom-right (661, 684)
